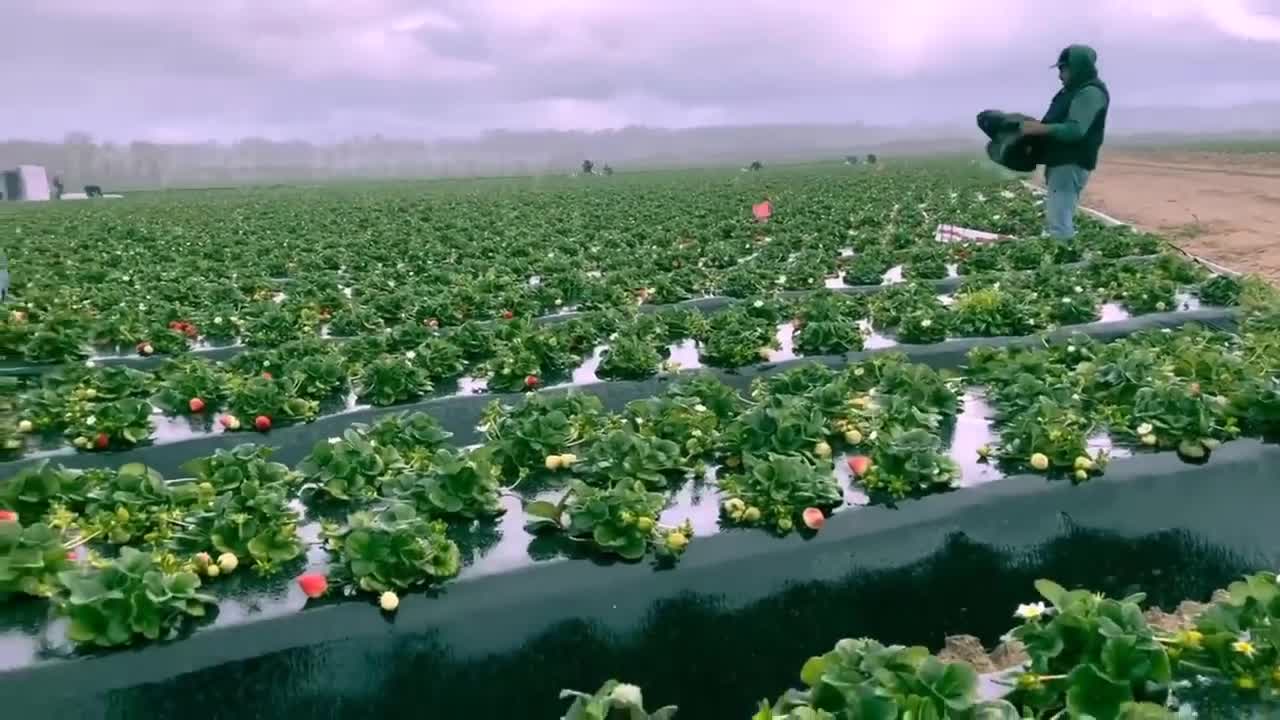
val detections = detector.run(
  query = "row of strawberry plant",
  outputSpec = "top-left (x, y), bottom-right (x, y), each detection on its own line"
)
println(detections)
top-left (968, 311), bottom-right (1280, 476)
top-left (0, 254), bottom-right (1234, 461)
top-left (560, 570), bottom-right (1280, 719)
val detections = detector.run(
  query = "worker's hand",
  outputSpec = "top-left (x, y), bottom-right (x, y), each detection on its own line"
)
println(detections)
top-left (1020, 120), bottom-right (1049, 136)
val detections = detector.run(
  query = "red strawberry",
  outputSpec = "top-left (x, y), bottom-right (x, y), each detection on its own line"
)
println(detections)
top-left (802, 507), bottom-right (826, 531)
top-left (0, 510), bottom-right (17, 523)
top-left (297, 573), bottom-right (328, 599)
top-left (254, 415), bottom-right (272, 432)
top-left (189, 397), bottom-right (206, 413)
top-left (66, 551), bottom-right (78, 561)
top-left (847, 455), bottom-right (872, 476)
top-left (524, 374), bottom-right (540, 389)
top-left (501, 309), bottom-right (514, 320)
top-left (94, 433), bottom-right (110, 450)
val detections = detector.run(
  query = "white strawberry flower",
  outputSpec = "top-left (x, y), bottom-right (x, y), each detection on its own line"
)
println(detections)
top-left (1014, 602), bottom-right (1051, 621)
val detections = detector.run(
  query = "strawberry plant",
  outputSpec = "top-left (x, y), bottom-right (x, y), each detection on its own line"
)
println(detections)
top-left (717, 453), bottom-right (841, 534)
top-left (0, 518), bottom-right (74, 599)
top-left (1006, 581), bottom-right (1173, 719)
top-left (226, 375), bottom-right (319, 427)
top-left (298, 429), bottom-right (406, 502)
top-left (356, 354), bottom-right (433, 406)
top-left (525, 480), bottom-right (693, 562)
top-left (722, 395), bottom-right (830, 461)
top-left (180, 444), bottom-right (298, 493)
top-left (483, 393), bottom-right (606, 480)
top-left (173, 476), bottom-right (302, 574)
top-left (950, 285), bottom-right (1039, 338)
top-left (700, 307), bottom-right (778, 368)
top-left (598, 332), bottom-right (664, 380)
top-left (559, 681), bottom-right (678, 720)
top-left (383, 447), bottom-right (504, 519)
top-left (759, 638), bottom-right (1019, 720)
top-left (1120, 378), bottom-right (1238, 460)
top-left (64, 398), bottom-right (155, 451)
top-left (857, 428), bottom-right (960, 500)
top-left (153, 358), bottom-right (230, 415)
top-left (579, 429), bottom-right (686, 490)
top-left (56, 546), bottom-right (216, 647)
top-left (0, 460), bottom-right (92, 521)
top-left (625, 395), bottom-right (724, 460)
top-left (896, 307), bottom-right (949, 344)
top-left (363, 411), bottom-right (454, 467)
top-left (408, 336), bottom-right (466, 381)
top-left (322, 503), bottom-right (461, 595)
top-left (1199, 274), bottom-right (1242, 307)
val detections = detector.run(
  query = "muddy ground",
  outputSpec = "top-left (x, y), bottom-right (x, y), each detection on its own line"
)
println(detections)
top-left (1070, 150), bottom-right (1280, 283)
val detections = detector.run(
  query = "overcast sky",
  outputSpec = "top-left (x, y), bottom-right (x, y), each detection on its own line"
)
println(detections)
top-left (5, 0), bottom-right (1280, 143)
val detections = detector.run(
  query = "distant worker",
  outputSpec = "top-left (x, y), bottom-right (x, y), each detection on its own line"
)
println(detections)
top-left (1018, 45), bottom-right (1109, 241)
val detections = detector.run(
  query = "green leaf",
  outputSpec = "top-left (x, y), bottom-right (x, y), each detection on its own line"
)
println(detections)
top-left (1066, 664), bottom-right (1133, 720)
top-left (799, 656), bottom-right (826, 687)
top-left (1035, 578), bottom-right (1068, 607)
top-left (524, 501), bottom-right (562, 522)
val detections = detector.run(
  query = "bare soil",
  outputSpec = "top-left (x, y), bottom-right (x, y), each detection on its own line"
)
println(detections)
top-left (1073, 150), bottom-right (1280, 283)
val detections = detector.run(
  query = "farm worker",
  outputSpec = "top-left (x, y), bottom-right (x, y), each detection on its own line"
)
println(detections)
top-left (1018, 44), bottom-right (1110, 240)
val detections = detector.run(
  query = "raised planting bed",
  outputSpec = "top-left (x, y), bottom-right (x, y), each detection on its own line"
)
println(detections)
top-left (3, 439), bottom-right (1278, 718)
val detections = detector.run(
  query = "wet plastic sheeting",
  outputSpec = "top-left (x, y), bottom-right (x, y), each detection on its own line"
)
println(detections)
top-left (4, 440), bottom-right (1278, 719)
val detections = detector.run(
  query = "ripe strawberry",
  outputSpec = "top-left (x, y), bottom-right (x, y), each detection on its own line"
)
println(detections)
top-left (802, 507), bottom-right (826, 531)
top-left (0, 510), bottom-right (18, 523)
top-left (94, 433), bottom-right (110, 450)
top-left (847, 455), bottom-right (872, 476)
top-left (297, 573), bottom-right (328, 599)
top-left (254, 415), bottom-right (272, 432)
top-left (524, 374), bottom-right (540, 389)
top-left (189, 397), bottom-right (206, 413)
top-left (501, 309), bottom-right (514, 320)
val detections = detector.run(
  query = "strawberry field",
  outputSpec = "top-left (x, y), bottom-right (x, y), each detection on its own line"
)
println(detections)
top-left (2, 162), bottom-right (1279, 719)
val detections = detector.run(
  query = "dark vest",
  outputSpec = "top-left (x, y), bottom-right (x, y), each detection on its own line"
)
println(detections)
top-left (1040, 78), bottom-right (1109, 171)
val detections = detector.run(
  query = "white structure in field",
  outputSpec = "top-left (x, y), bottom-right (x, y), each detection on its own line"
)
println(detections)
top-left (1, 165), bottom-right (51, 201)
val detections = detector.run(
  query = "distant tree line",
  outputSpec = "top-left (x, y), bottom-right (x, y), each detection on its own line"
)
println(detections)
top-left (0, 125), bottom-right (958, 190)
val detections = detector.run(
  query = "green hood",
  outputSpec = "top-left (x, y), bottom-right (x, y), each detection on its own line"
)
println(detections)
top-left (1054, 44), bottom-right (1099, 86)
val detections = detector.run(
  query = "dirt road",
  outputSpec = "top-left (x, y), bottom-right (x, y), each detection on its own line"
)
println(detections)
top-left (1078, 151), bottom-right (1280, 282)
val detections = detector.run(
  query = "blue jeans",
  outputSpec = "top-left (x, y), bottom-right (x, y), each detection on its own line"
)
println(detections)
top-left (1044, 164), bottom-right (1091, 239)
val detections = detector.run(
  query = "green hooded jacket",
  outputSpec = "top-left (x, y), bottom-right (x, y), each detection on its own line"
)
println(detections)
top-left (1040, 44), bottom-right (1110, 169)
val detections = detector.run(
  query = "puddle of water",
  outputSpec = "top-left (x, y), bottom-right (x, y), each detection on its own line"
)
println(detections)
top-left (457, 494), bottom-right (559, 580)
top-left (767, 324), bottom-right (797, 363)
top-left (1176, 291), bottom-right (1202, 311)
top-left (883, 266), bottom-right (905, 284)
top-left (457, 376), bottom-right (489, 394)
top-left (152, 411), bottom-right (224, 444)
top-left (1099, 303), bottom-right (1132, 323)
top-left (937, 294), bottom-right (956, 307)
top-left (564, 346), bottom-right (606, 386)
top-left (667, 340), bottom-right (702, 370)
top-left (949, 391), bottom-right (1004, 488)
top-left (858, 320), bottom-right (899, 350)
top-left (839, 247), bottom-right (855, 257)
top-left (660, 469), bottom-right (723, 538)
top-left (946, 263), bottom-right (959, 278)
top-left (1088, 431), bottom-right (1133, 460)
top-left (833, 453), bottom-right (872, 507)
top-left (824, 277), bottom-right (849, 289)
